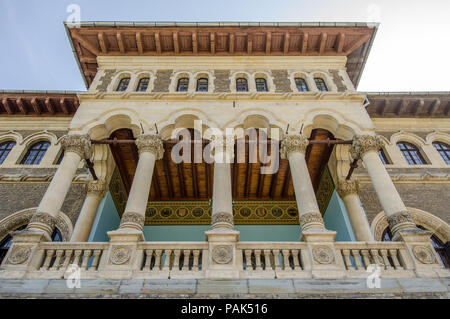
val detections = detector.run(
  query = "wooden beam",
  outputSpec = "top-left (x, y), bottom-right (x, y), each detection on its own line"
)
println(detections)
top-left (245, 161), bottom-right (253, 197)
top-left (80, 57), bottom-right (97, 63)
top-left (281, 165), bottom-right (291, 198)
top-left (247, 33), bottom-right (252, 54)
top-left (136, 32), bottom-right (143, 54)
top-left (71, 31), bottom-right (100, 55)
top-left (191, 151), bottom-right (199, 198)
top-left (117, 32), bottom-right (125, 54)
top-left (229, 33), bottom-right (235, 53)
top-left (30, 98), bottom-right (41, 115)
top-left (151, 164), bottom-right (162, 199)
top-left (265, 32), bottom-right (271, 54)
top-left (205, 162), bottom-right (212, 199)
top-left (336, 32), bottom-right (345, 53)
top-left (155, 32), bottom-right (162, 54)
top-left (173, 32), bottom-right (179, 53)
top-left (283, 33), bottom-right (290, 54)
top-left (16, 98), bottom-right (26, 115)
top-left (429, 99), bottom-right (441, 116)
top-left (256, 165), bottom-right (265, 198)
top-left (98, 32), bottom-right (108, 54)
top-left (344, 33), bottom-right (371, 55)
top-left (268, 168), bottom-right (279, 199)
top-left (319, 32), bottom-right (327, 54)
top-left (210, 32), bottom-right (215, 54)
top-left (232, 159), bottom-right (238, 198)
top-left (162, 152), bottom-right (174, 198)
top-left (192, 32), bottom-right (198, 53)
top-left (301, 33), bottom-right (309, 54)
top-left (177, 162), bottom-right (187, 197)
top-left (2, 98), bottom-right (13, 115)
top-left (59, 98), bottom-right (69, 115)
top-left (44, 98), bottom-right (55, 114)
top-left (397, 99), bottom-right (409, 115)
top-left (73, 99), bottom-right (79, 111)
top-left (414, 99), bottom-right (425, 116)
top-left (379, 99), bottom-right (388, 116)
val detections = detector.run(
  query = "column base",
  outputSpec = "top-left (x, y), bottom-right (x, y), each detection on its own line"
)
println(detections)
top-left (107, 228), bottom-right (144, 243)
top-left (301, 229), bottom-right (337, 242)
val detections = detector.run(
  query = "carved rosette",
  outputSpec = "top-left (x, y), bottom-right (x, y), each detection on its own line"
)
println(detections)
top-left (211, 245), bottom-right (233, 264)
top-left (298, 211), bottom-right (325, 231)
top-left (281, 134), bottom-right (309, 158)
top-left (210, 135), bottom-right (235, 163)
top-left (110, 246), bottom-right (131, 265)
top-left (210, 212), bottom-right (234, 229)
top-left (60, 134), bottom-right (92, 159)
top-left (350, 135), bottom-right (383, 160)
top-left (119, 212), bottom-right (145, 231)
top-left (84, 180), bottom-right (107, 197)
top-left (412, 245), bottom-right (436, 264)
top-left (312, 245), bottom-right (335, 265)
top-left (336, 179), bottom-right (360, 198)
top-left (387, 211), bottom-right (417, 235)
top-left (27, 211), bottom-right (56, 235)
top-left (135, 134), bottom-right (164, 159)
top-left (7, 246), bottom-right (31, 265)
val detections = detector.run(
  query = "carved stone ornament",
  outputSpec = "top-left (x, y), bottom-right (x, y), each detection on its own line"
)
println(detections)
top-left (387, 211), bottom-right (416, 233)
top-left (210, 135), bottom-right (235, 159)
top-left (211, 245), bottom-right (233, 264)
top-left (281, 134), bottom-right (309, 158)
top-left (312, 245), bottom-right (335, 265)
top-left (60, 134), bottom-right (92, 159)
top-left (210, 212), bottom-right (234, 227)
top-left (336, 179), bottom-right (359, 198)
top-left (299, 211), bottom-right (324, 228)
top-left (350, 135), bottom-right (384, 160)
top-left (412, 245), bottom-right (436, 264)
top-left (84, 180), bottom-right (107, 197)
top-left (135, 134), bottom-right (164, 159)
top-left (7, 246), bottom-right (31, 265)
top-left (29, 212), bottom-right (56, 229)
top-left (120, 212), bottom-right (145, 229)
top-left (110, 246), bottom-right (132, 265)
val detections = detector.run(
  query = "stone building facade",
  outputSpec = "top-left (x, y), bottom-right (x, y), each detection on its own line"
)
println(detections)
top-left (0, 22), bottom-right (448, 298)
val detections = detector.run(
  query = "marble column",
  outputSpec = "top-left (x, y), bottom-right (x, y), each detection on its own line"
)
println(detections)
top-left (27, 134), bottom-right (91, 238)
top-left (70, 180), bottom-right (107, 242)
top-left (281, 134), bottom-right (327, 232)
top-left (350, 135), bottom-right (417, 239)
top-left (117, 134), bottom-right (164, 232)
top-left (336, 179), bottom-right (375, 242)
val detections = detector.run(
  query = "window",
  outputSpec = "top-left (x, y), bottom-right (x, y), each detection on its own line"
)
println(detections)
top-left (116, 77), bottom-right (130, 91)
top-left (295, 78), bottom-right (308, 92)
top-left (314, 78), bottom-right (328, 92)
top-left (136, 77), bottom-right (150, 92)
top-left (177, 78), bottom-right (189, 92)
top-left (56, 150), bottom-right (64, 165)
top-left (255, 78), bottom-right (268, 92)
top-left (21, 141), bottom-right (50, 165)
top-left (236, 78), bottom-right (248, 92)
top-left (196, 78), bottom-right (208, 92)
top-left (379, 148), bottom-right (390, 165)
top-left (0, 141), bottom-right (16, 164)
top-left (397, 142), bottom-right (426, 165)
top-left (433, 141), bottom-right (450, 164)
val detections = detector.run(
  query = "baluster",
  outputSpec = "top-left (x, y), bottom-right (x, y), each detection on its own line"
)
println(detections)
top-left (273, 249), bottom-right (281, 271)
top-left (244, 250), bottom-right (253, 271)
top-left (193, 250), bottom-right (200, 271)
top-left (81, 250), bottom-right (92, 270)
top-left (351, 249), bottom-right (363, 270)
top-left (173, 250), bottom-right (181, 271)
top-left (144, 250), bottom-right (153, 270)
top-left (183, 250), bottom-right (190, 271)
top-left (61, 250), bottom-right (73, 270)
top-left (389, 249), bottom-right (402, 270)
top-left (51, 250), bottom-right (64, 271)
top-left (254, 250), bottom-right (262, 271)
top-left (282, 249), bottom-right (291, 271)
top-left (72, 250), bottom-right (82, 267)
top-left (370, 249), bottom-right (383, 267)
top-left (379, 249), bottom-right (392, 270)
top-left (40, 249), bottom-right (55, 270)
top-left (263, 250), bottom-right (272, 270)
top-left (291, 249), bottom-right (302, 270)
top-left (162, 250), bottom-right (172, 271)
top-left (154, 250), bottom-right (163, 270)
top-left (342, 249), bottom-right (352, 270)
top-left (90, 250), bottom-right (102, 271)
top-left (360, 250), bottom-right (371, 269)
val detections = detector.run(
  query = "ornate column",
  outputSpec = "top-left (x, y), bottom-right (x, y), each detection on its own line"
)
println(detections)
top-left (350, 135), bottom-right (417, 239)
top-left (28, 134), bottom-right (92, 238)
top-left (336, 179), bottom-right (374, 242)
top-left (70, 180), bottom-right (107, 242)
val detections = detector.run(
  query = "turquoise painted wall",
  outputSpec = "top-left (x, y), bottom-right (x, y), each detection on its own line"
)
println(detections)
top-left (88, 191), bottom-right (121, 242)
top-left (323, 190), bottom-right (356, 242)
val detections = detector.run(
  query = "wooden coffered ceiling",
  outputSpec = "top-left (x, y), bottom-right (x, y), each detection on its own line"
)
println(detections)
top-left (109, 128), bottom-right (334, 201)
top-left (65, 22), bottom-right (377, 88)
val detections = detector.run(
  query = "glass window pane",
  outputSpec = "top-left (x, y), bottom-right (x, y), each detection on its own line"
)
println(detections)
top-left (177, 78), bottom-right (189, 92)
top-left (116, 78), bottom-right (130, 91)
top-left (21, 141), bottom-right (50, 165)
top-left (255, 78), bottom-right (268, 92)
top-left (433, 142), bottom-right (450, 164)
top-left (236, 78), bottom-right (248, 92)
top-left (295, 78), bottom-right (308, 92)
top-left (136, 78), bottom-right (149, 92)
top-left (196, 78), bottom-right (208, 92)
top-left (0, 141), bottom-right (16, 164)
top-left (314, 78), bottom-right (328, 92)
top-left (397, 142), bottom-right (425, 165)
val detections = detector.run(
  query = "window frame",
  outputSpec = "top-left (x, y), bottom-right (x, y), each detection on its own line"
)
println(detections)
top-left (136, 77), bottom-right (150, 92)
top-left (116, 77), bottom-right (131, 92)
top-left (432, 141), bottom-right (450, 164)
top-left (196, 78), bottom-right (209, 92)
top-left (0, 140), bottom-right (16, 165)
top-left (255, 78), bottom-right (268, 92)
top-left (20, 141), bottom-right (51, 165)
top-left (397, 141), bottom-right (426, 165)
top-left (177, 78), bottom-right (189, 92)
top-left (236, 78), bottom-right (249, 92)
top-left (314, 77), bottom-right (328, 92)
top-left (378, 148), bottom-right (390, 165)
top-left (294, 78), bottom-right (309, 92)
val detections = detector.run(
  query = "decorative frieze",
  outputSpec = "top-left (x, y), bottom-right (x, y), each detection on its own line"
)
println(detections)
top-left (350, 135), bottom-right (383, 159)
top-left (312, 245), bottom-right (335, 265)
top-left (298, 211), bottom-right (325, 230)
top-left (84, 180), bottom-right (107, 197)
top-left (336, 179), bottom-right (360, 198)
top-left (60, 134), bottom-right (92, 159)
top-left (135, 134), bottom-right (164, 159)
top-left (412, 245), bottom-right (436, 264)
top-left (211, 245), bottom-right (233, 264)
top-left (210, 212), bottom-right (234, 229)
top-left (281, 134), bottom-right (309, 158)
top-left (7, 246), bottom-right (31, 265)
top-left (110, 246), bottom-right (132, 265)
top-left (119, 212), bottom-right (145, 231)
top-left (209, 135), bottom-right (235, 161)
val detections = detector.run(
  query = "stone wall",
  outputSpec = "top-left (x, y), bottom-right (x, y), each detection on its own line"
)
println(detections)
top-left (213, 70), bottom-right (231, 92)
top-left (272, 70), bottom-right (292, 93)
top-left (153, 70), bottom-right (173, 92)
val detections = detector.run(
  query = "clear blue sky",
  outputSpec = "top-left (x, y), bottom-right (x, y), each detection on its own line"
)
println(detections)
top-left (1, 0), bottom-right (449, 92)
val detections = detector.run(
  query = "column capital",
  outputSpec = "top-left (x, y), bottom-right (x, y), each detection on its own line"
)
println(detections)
top-left (336, 179), bottom-right (360, 198)
top-left (387, 210), bottom-right (417, 237)
top-left (281, 134), bottom-right (309, 158)
top-left (350, 134), bottom-right (383, 159)
top-left (84, 180), bottom-right (107, 197)
top-left (210, 135), bottom-right (235, 162)
top-left (119, 211), bottom-right (145, 231)
top-left (60, 134), bottom-right (92, 159)
top-left (135, 134), bottom-right (164, 159)
top-left (298, 211), bottom-right (325, 231)
top-left (210, 212), bottom-right (234, 230)
top-left (27, 211), bottom-right (56, 237)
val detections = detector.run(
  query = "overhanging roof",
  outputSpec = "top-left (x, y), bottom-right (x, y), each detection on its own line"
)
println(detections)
top-left (65, 21), bottom-right (378, 89)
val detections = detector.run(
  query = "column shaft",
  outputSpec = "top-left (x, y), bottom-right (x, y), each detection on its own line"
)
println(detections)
top-left (341, 194), bottom-right (374, 242)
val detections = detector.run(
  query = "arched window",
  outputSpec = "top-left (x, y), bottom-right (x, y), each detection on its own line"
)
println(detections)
top-left (432, 141), bottom-right (450, 164)
top-left (397, 142), bottom-right (426, 165)
top-left (294, 78), bottom-right (308, 92)
top-left (236, 78), bottom-right (248, 92)
top-left (0, 225), bottom-right (62, 265)
top-left (177, 78), bottom-right (189, 92)
top-left (255, 78), bottom-right (268, 92)
top-left (196, 78), bottom-right (208, 92)
top-left (0, 141), bottom-right (16, 164)
top-left (116, 77), bottom-right (130, 91)
top-left (314, 78), bottom-right (328, 92)
top-left (21, 141), bottom-right (50, 165)
top-left (379, 148), bottom-right (390, 165)
top-left (136, 77), bottom-right (150, 92)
